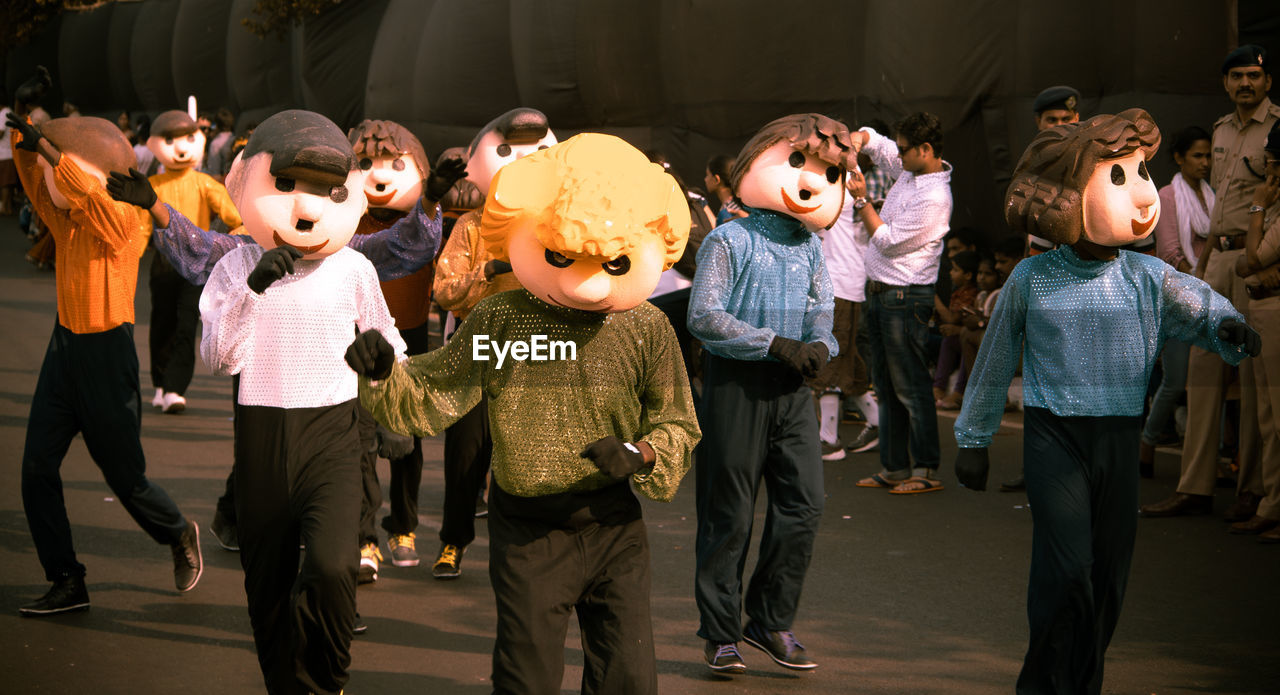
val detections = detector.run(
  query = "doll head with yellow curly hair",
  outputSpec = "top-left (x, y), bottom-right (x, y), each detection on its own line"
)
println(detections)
top-left (479, 133), bottom-right (691, 313)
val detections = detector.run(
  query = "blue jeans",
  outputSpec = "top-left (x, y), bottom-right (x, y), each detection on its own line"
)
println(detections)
top-left (860, 284), bottom-right (940, 473)
top-left (1140, 338), bottom-right (1188, 445)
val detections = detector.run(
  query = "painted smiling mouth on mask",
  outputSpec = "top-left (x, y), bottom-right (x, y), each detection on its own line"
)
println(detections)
top-left (781, 188), bottom-right (820, 214)
top-left (366, 189), bottom-right (396, 206)
top-left (273, 230), bottom-right (327, 254)
top-left (1131, 213), bottom-right (1156, 236)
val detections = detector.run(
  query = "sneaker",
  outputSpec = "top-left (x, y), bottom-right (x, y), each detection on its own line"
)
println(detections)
top-left (19, 575), bottom-right (90, 616)
top-left (358, 543), bottom-right (381, 584)
top-left (820, 439), bottom-right (847, 461)
top-left (172, 521), bottom-right (203, 592)
top-left (432, 543), bottom-right (464, 580)
top-left (703, 641), bottom-right (747, 673)
top-left (162, 391), bottom-right (187, 414)
top-left (210, 509), bottom-right (239, 551)
top-left (387, 533), bottom-right (419, 567)
top-left (353, 612), bottom-right (368, 636)
top-left (151, 388), bottom-right (165, 409)
top-left (742, 621), bottom-right (817, 670)
top-left (846, 425), bottom-right (879, 453)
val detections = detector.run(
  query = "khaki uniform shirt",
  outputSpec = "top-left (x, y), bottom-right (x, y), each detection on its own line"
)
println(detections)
top-left (1210, 97), bottom-right (1280, 238)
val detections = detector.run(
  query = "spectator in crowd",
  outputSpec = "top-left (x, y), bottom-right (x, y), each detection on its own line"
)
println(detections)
top-left (704, 153), bottom-right (747, 224)
top-left (848, 112), bottom-right (953, 494)
top-left (933, 249), bottom-right (980, 410)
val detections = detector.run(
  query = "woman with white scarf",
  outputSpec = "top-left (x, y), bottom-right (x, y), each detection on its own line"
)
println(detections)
top-left (1141, 126), bottom-right (1216, 477)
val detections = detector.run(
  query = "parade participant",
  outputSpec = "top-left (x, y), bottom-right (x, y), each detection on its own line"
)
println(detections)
top-left (8, 68), bottom-right (202, 616)
top-left (429, 107), bottom-right (555, 579)
top-left (349, 133), bottom-right (699, 695)
top-left (953, 109), bottom-right (1260, 695)
top-left (143, 110), bottom-right (242, 414)
top-left (689, 113), bottom-right (849, 673)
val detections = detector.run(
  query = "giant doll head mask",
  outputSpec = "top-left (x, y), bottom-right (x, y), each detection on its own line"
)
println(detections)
top-left (224, 110), bottom-right (367, 259)
top-left (729, 113), bottom-right (859, 230)
top-left (40, 117), bottom-right (136, 209)
top-left (147, 110), bottom-right (206, 171)
top-left (465, 107), bottom-right (558, 197)
top-left (348, 119), bottom-right (429, 213)
top-left (478, 133), bottom-right (690, 313)
top-left (1006, 108), bottom-right (1161, 247)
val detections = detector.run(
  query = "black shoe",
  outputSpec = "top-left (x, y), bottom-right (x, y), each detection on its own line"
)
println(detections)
top-left (19, 575), bottom-right (90, 617)
top-left (704, 641), bottom-right (746, 673)
top-left (353, 612), bottom-right (368, 636)
top-left (172, 521), bottom-right (203, 592)
top-left (846, 425), bottom-right (879, 453)
top-left (210, 509), bottom-right (239, 552)
top-left (999, 476), bottom-right (1026, 492)
top-left (742, 621), bottom-right (817, 670)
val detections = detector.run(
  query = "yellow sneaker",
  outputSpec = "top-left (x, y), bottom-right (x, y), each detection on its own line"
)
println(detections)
top-left (358, 542), bottom-right (382, 584)
top-left (431, 543), bottom-right (464, 580)
top-left (387, 532), bottom-right (419, 567)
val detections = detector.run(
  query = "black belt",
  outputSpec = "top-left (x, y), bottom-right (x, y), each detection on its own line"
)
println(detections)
top-left (866, 280), bottom-right (932, 295)
top-left (1220, 235), bottom-right (1247, 251)
top-left (1247, 284), bottom-right (1278, 300)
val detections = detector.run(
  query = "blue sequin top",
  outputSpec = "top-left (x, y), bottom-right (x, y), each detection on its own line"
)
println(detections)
top-left (688, 207), bottom-right (837, 361)
top-left (954, 245), bottom-right (1247, 448)
top-left (153, 200), bottom-right (442, 285)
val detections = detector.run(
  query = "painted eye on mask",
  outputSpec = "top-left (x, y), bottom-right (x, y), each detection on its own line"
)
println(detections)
top-left (1137, 160), bottom-right (1150, 181)
top-left (602, 256), bottom-right (631, 276)
top-left (330, 185), bottom-right (348, 203)
top-left (1110, 164), bottom-right (1125, 186)
top-left (545, 249), bottom-right (574, 268)
top-left (496, 144), bottom-right (512, 157)
top-left (165, 137), bottom-right (174, 145)
top-left (359, 158), bottom-right (373, 171)
top-left (825, 166), bottom-right (840, 184)
top-left (275, 177), bottom-right (296, 193)
top-left (788, 151), bottom-right (805, 168)
top-left (391, 158), bottom-right (405, 172)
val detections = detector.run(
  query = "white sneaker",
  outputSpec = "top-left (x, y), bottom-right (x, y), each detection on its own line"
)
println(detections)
top-left (162, 392), bottom-right (187, 414)
top-left (151, 388), bottom-right (165, 409)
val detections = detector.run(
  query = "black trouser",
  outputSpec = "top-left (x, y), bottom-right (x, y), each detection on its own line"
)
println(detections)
top-left (357, 405), bottom-right (381, 546)
top-left (1018, 407), bottom-right (1141, 695)
top-left (148, 252), bottom-right (202, 395)
top-left (440, 398), bottom-right (492, 547)
top-left (694, 354), bottom-right (824, 644)
top-left (380, 321), bottom-right (430, 537)
top-left (235, 400), bottom-right (362, 695)
top-left (215, 376), bottom-right (240, 523)
top-left (22, 321), bottom-right (188, 581)
top-left (488, 480), bottom-right (655, 695)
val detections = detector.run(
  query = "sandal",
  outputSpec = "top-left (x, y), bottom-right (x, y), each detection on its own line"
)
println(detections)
top-left (856, 472), bottom-right (907, 488)
top-left (889, 476), bottom-right (945, 495)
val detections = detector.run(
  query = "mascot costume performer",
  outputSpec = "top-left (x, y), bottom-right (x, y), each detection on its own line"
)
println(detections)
top-left (688, 113), bottom-right (850, 675)
top-left (7, 69), bottom-right (203, 617)
top-left (428, 106), bottom-right (556, 579)
top-left (143, 109), bottom-right (242, 414)
top-left (953, 108), bottom-right (1261, 694)
top-left (347, 133), bottom-right (700, 695)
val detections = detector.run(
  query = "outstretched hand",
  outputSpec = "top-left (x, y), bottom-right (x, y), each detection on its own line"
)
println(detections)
top-left (345, 329), bottom-right (396, 380)
top-left (425, 156), bottom-right (467, 202)
top-left (1218, 318), bottom-right (1262, 357)
top-left (106, 169), bottom-right (158, 210)
top-left (246, 246), bottom-right (304, 294)
top-left (5, 112), bottom-right (41, 152)
top-left (954, 447), bottom-right (990, 491)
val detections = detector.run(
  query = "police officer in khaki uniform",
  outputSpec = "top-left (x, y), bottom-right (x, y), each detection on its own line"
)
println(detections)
top-left (1142, 44), bottom-right (1279, 521)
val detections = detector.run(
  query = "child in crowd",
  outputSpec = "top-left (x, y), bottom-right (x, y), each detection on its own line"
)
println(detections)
top-left (934, 249), bottom-right (980, 409)
top-left (960, 253), bottom-right (1005, 383)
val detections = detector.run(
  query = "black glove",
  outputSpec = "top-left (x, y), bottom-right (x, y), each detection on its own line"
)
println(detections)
top-left (374, 423), bottom-right (415, 460)
top-left (768, 337), bottom-right (829, 378)
top-left (246, 245), bottom-right (304, 294)
top-left (5, 112), bottom-right (41, 152)
top-left (483, 259), bottom-right (512, 281)
top-left (346, 329), bottom-right (396, 380)
top-left (1218, 318), bottom-right (1262, 357)
top-left (15, 66), bottom-right (51, 108)
top-left (425, 156), bottom-right (468, 202)
top-left (580, 436), bottom-right (647, 480)
top-left (106, 169), bottom-right (158, 210)
top-left (955, 447), bottom-right (991, 491)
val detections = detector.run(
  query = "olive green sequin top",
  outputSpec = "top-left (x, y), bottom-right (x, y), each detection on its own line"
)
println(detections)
top-left (360, 290), bottom-right (700, 501)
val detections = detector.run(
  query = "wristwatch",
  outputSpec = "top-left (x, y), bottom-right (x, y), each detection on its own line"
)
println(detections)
top-left (852, 196), bottom-right (869, 211)
top-left (1250, 205), bottom-right (1267, 214)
